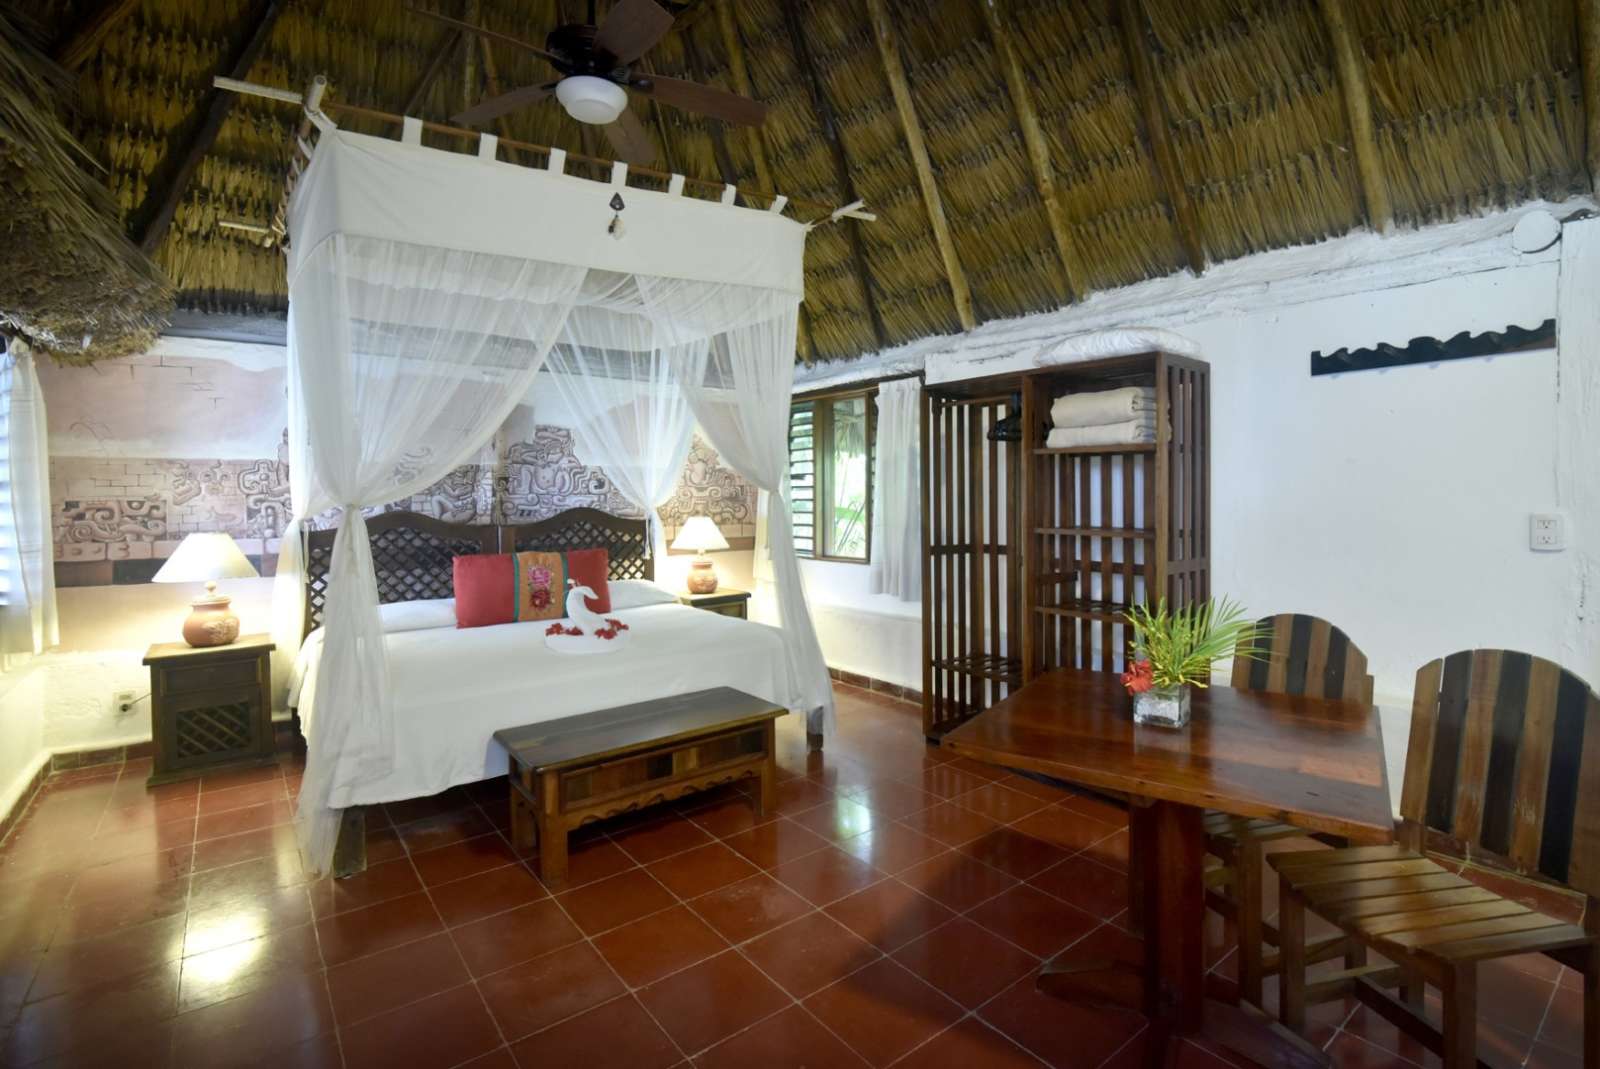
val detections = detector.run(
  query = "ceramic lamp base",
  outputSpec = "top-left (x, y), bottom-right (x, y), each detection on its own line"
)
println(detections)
top-left (686, 558), bottom-right (719, 594)
top-left (183, 595), bottom-right (240, 647)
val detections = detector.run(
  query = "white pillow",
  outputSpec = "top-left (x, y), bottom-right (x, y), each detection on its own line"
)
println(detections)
top-left (376, 598), bottom-right (457, 633)
top-left (607, 579), bottom-right (681, 610)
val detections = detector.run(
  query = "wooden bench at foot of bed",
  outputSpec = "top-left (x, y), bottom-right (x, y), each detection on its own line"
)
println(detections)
top-left (496, 687), bottom-right (784, 888)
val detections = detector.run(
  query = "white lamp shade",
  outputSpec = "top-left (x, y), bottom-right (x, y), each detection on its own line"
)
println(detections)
top-left (152, 533), bottom-right (260, 584)
top-left (670, 516), bottom-right (730, 554)
top-left (555, 75), bottom-right (629, 125)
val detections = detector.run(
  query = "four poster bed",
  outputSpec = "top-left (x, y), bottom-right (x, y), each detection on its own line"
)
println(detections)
top-left (271, 121), bottom-right (833, 875)
top-left (285, 509), bottom-right (802, 875)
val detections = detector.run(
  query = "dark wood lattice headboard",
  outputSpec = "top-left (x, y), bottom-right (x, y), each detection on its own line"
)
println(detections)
top-left (501, 508), bottom-right (652, 583)
top-left (301, 508), bottom-right (652, 635)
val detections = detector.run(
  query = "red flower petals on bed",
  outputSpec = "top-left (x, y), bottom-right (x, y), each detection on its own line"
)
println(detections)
top-left (605, 618), bottom-right (629, 631)
top-left (544, 622), bottom-right (583, 636)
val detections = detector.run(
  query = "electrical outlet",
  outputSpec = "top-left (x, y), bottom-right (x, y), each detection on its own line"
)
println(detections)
top-left (1531, 513), bottom-right (1567, 552)
top-left (113, 690), bottom-right (138, 715)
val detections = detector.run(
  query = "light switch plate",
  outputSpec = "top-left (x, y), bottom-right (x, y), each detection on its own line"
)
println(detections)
top-left (1531, 513), bottom-right (1566, 552)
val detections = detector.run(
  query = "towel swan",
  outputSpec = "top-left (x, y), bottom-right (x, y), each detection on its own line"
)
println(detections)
top-left (565, 581), bottom-right (608, 634)
top-left (544, 579), bottom-right (630, 655)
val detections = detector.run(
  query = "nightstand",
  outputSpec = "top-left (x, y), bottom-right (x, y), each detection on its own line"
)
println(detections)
top-left (143, 634), bottom-right (276, 785)
top-left (677, 588), bottom-right (750, 620)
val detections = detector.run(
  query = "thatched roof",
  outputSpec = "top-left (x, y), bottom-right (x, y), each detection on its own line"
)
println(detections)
top-left (20, 0), bottom-right (1593, 364)
top-left (0, 7), bottom-right (170, 364)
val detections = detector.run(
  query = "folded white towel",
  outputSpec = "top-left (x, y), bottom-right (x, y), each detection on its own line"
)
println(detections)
top-left (1046, 420), bottom-right (1156, 449)
top-left (1051, 387), bottom-right (1157, 429)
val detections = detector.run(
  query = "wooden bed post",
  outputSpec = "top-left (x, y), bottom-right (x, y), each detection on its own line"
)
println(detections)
top-left (331, 806), bottom-right (367, 879)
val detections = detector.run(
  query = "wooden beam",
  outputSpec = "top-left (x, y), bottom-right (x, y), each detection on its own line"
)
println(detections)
top-left (715, 0), bottom-right (775, 192)
top-left (681, 23), bottom-right (816, 364)
top-left (134, 0), bottom-right (283, 256)
top-left (638, 56), bottom-right (679, 173)
top-left (1317, 0), bottom-right (1394, 232)
top-left (460, 0), bottom-right (479, 117)
top-left (862, 0), bottom-right (976, 331)
top-left (1115, 0), bottom-right (1205, 274)
top-left (1579, 0), bottom-right (1600, 193)
top-left (405, 28), bottom-right (462, 116)
top-left (476, 35), bottom-right (523, 164)
top-left (54, 0), bottom-right (138, 72)
top-left (976, 0), bottom-right (1086, 302)
top-left (781, 0), bottom-right (889, 349)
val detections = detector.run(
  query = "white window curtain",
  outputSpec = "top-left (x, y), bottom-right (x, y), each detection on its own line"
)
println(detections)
top-left (868, 377), bottom-right (921, 602)
top-left (0, 339), bottom-right (58, 668)
top-left (271, 235), bottom-right (587, 869)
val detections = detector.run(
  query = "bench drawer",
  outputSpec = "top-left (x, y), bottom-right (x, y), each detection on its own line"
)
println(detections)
top-left (558, 725), bottom-right (767, 811)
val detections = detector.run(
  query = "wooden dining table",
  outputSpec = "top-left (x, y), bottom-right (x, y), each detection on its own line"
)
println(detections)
top-left (942, 668), bottom-right (1393, 1069)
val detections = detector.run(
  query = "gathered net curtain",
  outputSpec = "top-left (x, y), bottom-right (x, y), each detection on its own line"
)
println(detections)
top-left (0, 341), bottom-right (58, 669)
top-left (542, 279), bottom-right (704, 560)
top-left (275, 235), bottom-right (831, 876)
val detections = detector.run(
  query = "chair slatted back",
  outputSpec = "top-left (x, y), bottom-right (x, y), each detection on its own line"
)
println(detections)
top-left (1400, 649), bottom-right (1600, 897)
top-left (1231, 614), bottom-right (1375, 705)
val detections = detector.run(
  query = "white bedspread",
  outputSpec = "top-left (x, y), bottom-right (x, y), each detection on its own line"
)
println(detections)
top-left (289, 603), bottom-right (799, 807)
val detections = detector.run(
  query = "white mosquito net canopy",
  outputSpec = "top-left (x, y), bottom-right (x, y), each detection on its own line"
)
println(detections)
top-left (272, 128), bottom-right (832, 874)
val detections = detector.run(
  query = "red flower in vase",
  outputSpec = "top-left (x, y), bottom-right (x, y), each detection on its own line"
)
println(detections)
top-left (1120, 659), bottom-right (1155, 694)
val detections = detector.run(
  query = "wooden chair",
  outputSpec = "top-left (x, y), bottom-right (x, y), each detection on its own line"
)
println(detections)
top-left (1273, 650), bottom-right (1600, 1069)
top-left (1205, 613), bottom-right (1375, 1006)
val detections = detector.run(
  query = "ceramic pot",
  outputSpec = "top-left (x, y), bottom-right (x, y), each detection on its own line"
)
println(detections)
top-left (183, 595), bottom-right (240, 647)
top-left (686, 558), bottom-right (719, 594)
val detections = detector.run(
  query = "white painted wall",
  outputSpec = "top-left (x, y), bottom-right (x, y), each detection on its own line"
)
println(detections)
top-left (799, 559), bottom-right (922, 691)
top-left (0, 667), bottom-right (47, 822)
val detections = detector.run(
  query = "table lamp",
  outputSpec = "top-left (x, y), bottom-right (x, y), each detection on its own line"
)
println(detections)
top-left (152, 533), bottom-right (260, 647)
top-left (671, 516), bottom-right (730, 594)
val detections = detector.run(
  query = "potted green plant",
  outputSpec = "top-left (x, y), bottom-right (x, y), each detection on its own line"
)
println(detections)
top-left (1120, 597), bottom-right (1264, 728)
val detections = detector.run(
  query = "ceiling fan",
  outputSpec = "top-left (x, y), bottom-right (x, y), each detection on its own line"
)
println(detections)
top-left (409, 0), bottom-right (769, 167)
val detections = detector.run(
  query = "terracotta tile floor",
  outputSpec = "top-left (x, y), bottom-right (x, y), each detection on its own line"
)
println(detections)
top-left (0, 684), bottom-right (1587, 1068)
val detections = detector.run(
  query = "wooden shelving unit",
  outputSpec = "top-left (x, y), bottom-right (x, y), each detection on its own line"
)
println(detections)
top-left (1021, 352), bottom-right (1210, 680)
top-left (916, 351), bottom-right (1210, 738)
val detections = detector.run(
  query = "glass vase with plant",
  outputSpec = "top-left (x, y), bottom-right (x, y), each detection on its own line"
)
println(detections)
top-left (1120, 597), bottom-right (1264, 727)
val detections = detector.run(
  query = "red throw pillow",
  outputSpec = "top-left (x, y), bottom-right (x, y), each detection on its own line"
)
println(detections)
top-left (453, 553), bottom-right (514, 628)
top-left (453, 548), bottom-right (611, 628)
top-left (564, 548), bottom-right (612, 614)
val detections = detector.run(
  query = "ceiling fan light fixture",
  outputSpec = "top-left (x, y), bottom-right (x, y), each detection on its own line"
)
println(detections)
top-left (555, 75), bottom-right (628, 125)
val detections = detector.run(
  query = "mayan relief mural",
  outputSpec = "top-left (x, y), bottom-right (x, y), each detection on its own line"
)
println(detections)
top-left (51, 426), bottom-right (757, 586)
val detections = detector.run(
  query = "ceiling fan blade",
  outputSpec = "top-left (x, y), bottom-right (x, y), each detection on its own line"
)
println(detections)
top-left (593, 0), bottom-right (674, 64)
top-left (453, 83), bottom-right (555, 126)
top-left (631, 75), bottom-right (767, 126)
top-left (602, 107), bottom-right (657, 166)
top-left (406, 6), bottom-right (563, 64)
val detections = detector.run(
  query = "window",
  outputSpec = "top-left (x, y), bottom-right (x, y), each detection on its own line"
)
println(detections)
top-left (789, 390), bottom-right (873, 561)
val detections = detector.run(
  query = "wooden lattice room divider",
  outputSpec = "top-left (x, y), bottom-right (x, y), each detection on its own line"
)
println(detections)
top-left (919, 352), bottom-right (1210, 737)
top-left (920, 384), bottom-right (1023, 738)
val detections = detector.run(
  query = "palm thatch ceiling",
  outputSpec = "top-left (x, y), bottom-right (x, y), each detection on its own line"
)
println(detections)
top-left (19, 0), bottom-right (1596, 364)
